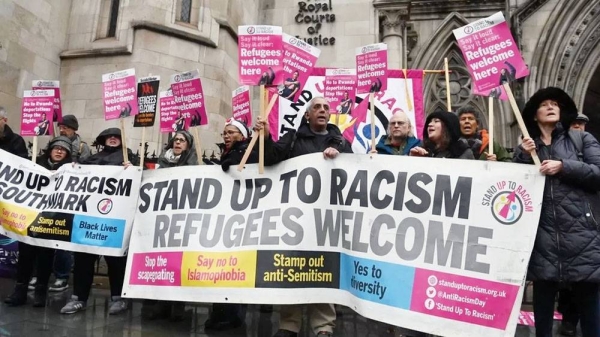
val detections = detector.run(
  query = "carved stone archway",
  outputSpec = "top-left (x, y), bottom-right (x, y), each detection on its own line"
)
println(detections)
top-left (526, 0), bottom-right (600, 108)
top-left (412, 12), bottom-right (511, 145)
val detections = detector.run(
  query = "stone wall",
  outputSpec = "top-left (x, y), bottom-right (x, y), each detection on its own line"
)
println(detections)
top-left (0, 0), bottom-right (71, 133)
top-left (58, 0), bottom-right (259, 157)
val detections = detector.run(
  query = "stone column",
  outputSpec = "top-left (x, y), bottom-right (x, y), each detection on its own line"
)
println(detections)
top-left (380, 10), bottom-right (406, 69)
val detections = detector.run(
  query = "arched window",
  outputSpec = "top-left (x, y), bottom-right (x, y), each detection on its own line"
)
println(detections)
top-left (97, 0), bottom-right (120, 39)
top-left (175, 0), bottom-right (199, 26)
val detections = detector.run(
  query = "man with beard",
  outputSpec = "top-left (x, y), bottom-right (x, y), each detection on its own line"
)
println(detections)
top-left (457, 106), bottom-right (512, 162)
top-left (0, 107), bottom-right (27, 158)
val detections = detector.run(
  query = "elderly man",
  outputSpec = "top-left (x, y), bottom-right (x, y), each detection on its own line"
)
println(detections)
top-left (0, 107), bottom-right (28, 158)
top-left (58, 115), bottom-right (91, 162)
top-left (375, 112), bottom-right (420, 155)
top-left (457, 106), bottom-right (512, 161)
top-left (570, 113), bottom-right (589, 131)
top-left (255, 96), bottom-right (352, 337)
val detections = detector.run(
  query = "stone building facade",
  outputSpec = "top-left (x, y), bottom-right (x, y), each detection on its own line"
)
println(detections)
top-left (0, 0), bottom-right (598, 156)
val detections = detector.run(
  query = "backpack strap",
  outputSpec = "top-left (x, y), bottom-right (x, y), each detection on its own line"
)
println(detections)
top-left (568, 130), bottom-right (584, 162)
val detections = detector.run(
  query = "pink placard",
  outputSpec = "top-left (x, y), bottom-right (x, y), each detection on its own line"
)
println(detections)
top-left (232, 86), bottom-right (252, 126)
top-left (102, 69), bottom-right (139, 120)
top-left (410, 268), bottom-right (520, 330)
top-left (170, 70), bottom-right (207, 127)
top-left (238, 25), bottom-right (284, 86)
top-left (128, 252), bottom-right (182, 286)
top-left (325, 69), bottom-right (357, 114)
top-left (159, 91), bottom-right (188, 133)
top-left (356, 43), bottom-right (388, 94)
top-left (453, 12), bottom-right (529, 92)
top-left (20, 90), bottom-right (55, 136)
top-left (279, 33), bottom-right (320, 102)
top-left (32, 80), bottom-right (62, 123)
top-left (473, 85), bottom-right (509, 101)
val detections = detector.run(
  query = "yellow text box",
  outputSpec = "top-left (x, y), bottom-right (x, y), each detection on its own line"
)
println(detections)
top-left (181, 251), bottom-right (257, 288)
top-left (0, 202), bottom-right (38, 236)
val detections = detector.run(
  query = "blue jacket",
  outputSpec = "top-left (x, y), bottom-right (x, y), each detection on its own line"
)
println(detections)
top-left (375, 136), bottom-right (420, 156)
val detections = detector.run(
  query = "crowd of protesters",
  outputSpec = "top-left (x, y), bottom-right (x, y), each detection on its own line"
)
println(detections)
top-left (1, 85), bottom-right (599, 337)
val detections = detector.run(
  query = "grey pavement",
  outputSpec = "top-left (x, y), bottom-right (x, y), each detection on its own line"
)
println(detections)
top-left (0, 277), bottom-right (564, 337)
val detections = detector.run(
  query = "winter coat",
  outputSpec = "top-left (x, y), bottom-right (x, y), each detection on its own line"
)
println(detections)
top-left (219, 139), bottom-right (258, 171)
top-left (424, 140), bottom-right (474, 159)
top-left (79, 146), bottom-right (137, 167)
top-left (513, 125), bottom-right (600, 282)
top-left (465, 130), bottom-right (512, 162)
top-left (36, 152), bottom-right (72, 171)
top-left (0, 125), bottom-right (28, 158)
top-left (157, 131), bottom-right (198, 168)
top-left (376, 135), bottom-right (420, 156)
top-left (265, 123), bottom-right (353, 164)
top-left (69, 134), bottom-right (91, 162)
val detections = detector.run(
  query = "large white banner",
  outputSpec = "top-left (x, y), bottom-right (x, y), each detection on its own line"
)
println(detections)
top-left (123, 154), bottom-right (544, 337)
top-left (0, 151), bottom-right (142, 256)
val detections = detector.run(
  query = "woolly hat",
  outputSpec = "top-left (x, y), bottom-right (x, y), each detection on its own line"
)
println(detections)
top-left (167, 130), bottom-right (194, 149)
top-left (58, 115), bottom-right (79, 131)
top-left (522, 87), bottom-right (578, 138)
top-left (47, 136), bottom-right (72, 154)
top-left (95, 127), bottom-right (121, 145)
top-left (224, 118), bottom-right (250, 138)
top-left (423, 111), bottom-right (462, 144)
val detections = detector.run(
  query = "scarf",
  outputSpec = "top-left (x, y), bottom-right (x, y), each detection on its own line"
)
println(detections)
top-left (164, 149), bottom-right (181, 163)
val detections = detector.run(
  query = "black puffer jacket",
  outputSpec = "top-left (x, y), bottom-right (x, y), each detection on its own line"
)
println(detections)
top-left (514, 125), bottom-right (600, 282)
top-left (266, 123), bottom-right (353, 163)
top-left (0, 125), bottom-right (28, 158)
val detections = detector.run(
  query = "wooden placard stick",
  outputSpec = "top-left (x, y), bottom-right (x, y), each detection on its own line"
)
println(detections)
top-left (237, 93), bottom-right (278, 172)
top-left (488, 96), bottom-right (494, 156)
top-left (140, 127), bottom-right (146, 168)
top-left (31, 136), bottom-right (37, 163)
top-left (120, 117), bottom-right (129, 163)
top-left (370, 92), bottom-right (376, 152)
top-left (503, 82), bottom-right (541, 166)
top-left (191, 126), bottom-right (203, 165)
top-left (444, 58), bottom-right (452, 111)
top-left (259, 85), bottom-right (266, 174)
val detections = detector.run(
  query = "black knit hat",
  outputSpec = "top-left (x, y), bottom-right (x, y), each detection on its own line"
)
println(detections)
top-left (95, 127), bottom-right (121, 145)
top-left (423, 111), bottom-right (462, 143)
top-left (522, 87), bottom-right (578, 138)
top-left (58, 115), bottom-right (79, 131)
top-left (47, 136), bottom-right (72, 154)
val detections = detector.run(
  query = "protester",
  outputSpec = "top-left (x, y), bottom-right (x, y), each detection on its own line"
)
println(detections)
top-left (4, 136), bottom-right (72, 307)
top-left (410, 111), bottom-right (474, 159)
top-left (514, 87), bottom-right (600, 337)
top-left (570, 113), bottom-right (589, 131)
top-left (58, 115), bottom-right (91, 162)
top-left (202, 119), bottom-right (257, 330)
top-left (34, 114), bottom-right (92, 294)
top-left (140, 130), bottom-right (198, 321)
top-left (60, 127), bottom-right (136, 315)
top-left (456, 106), bottom-right (512, 161)
top-left (255, 96), bottom-right (352, 337)
top-left (0, 107), bottom-right (28, 158)
top-left (556, 112), bottom-right (592, 336)
top-left (374, 112), bottom-right (420, 155)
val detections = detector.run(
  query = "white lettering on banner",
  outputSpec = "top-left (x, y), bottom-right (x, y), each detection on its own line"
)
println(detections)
top-left (0, 152), bottom-right (142, 257)
top-left (124, 154), bottom-right (545, 337)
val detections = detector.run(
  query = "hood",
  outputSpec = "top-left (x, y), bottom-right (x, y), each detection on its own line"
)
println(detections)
top-left (522, 87), bottom-right (578, 139)
top-left (423, 111), bottom-right (462, 144)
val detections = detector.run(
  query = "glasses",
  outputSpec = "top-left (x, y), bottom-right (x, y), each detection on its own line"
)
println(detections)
top-left (173, 138), bottom-right (187, 143)
top-left (221, 131), bottom-right (241, 137)
top-left (52, 147), bottom-right (67, 153)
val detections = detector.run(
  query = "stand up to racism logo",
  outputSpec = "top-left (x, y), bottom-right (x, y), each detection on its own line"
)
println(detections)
top-left (482, 180), bottom-right (534, 225)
